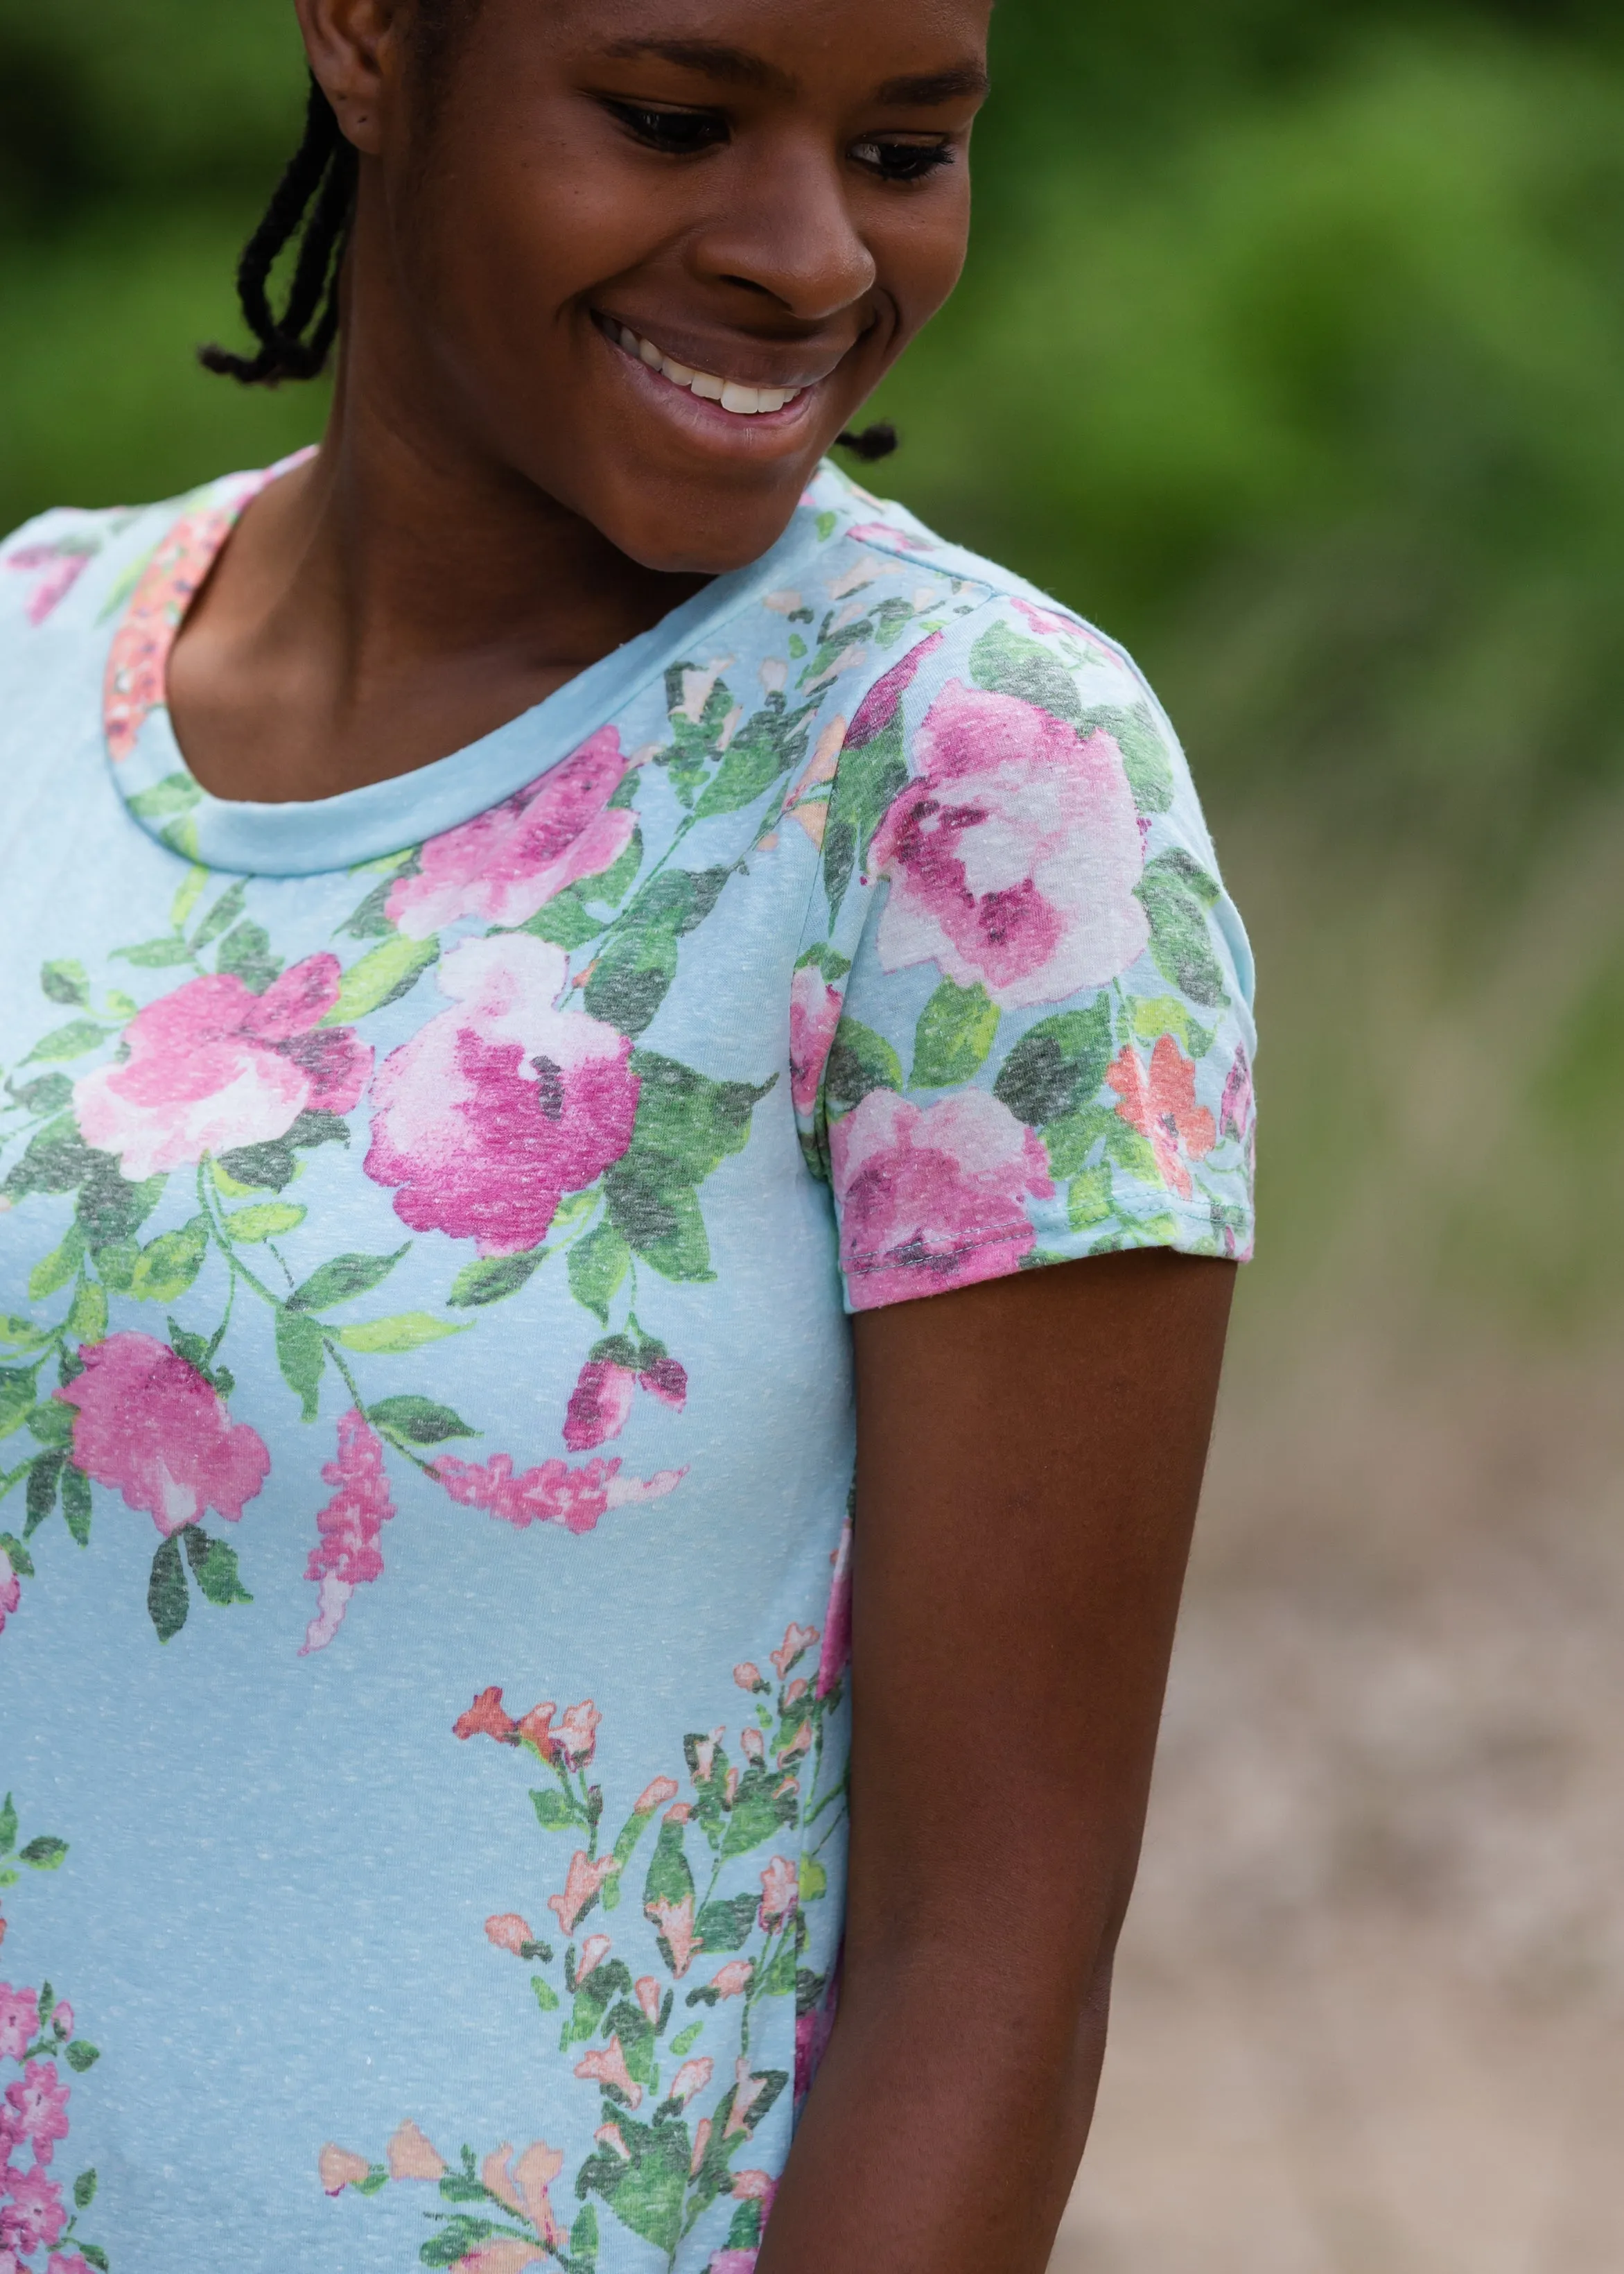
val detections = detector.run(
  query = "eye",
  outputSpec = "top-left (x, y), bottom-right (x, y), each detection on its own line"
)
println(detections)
top-left (850, 137), bottom-right (955, 184)
top-left (602, 99), bottom-right (729, 157)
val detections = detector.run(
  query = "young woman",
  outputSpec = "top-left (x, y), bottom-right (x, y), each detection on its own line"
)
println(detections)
top-left (0, 3), bottom-right (1255, 2270)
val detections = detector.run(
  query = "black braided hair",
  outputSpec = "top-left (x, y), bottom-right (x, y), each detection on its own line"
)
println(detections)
top-left (835, 422), bottom-right (900, 462)
top-left (199, 74), bottom-right (358, 386)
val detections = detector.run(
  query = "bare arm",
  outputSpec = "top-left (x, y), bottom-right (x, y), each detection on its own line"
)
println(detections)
top-left (760, 1249), bottom-right (1237, 2274)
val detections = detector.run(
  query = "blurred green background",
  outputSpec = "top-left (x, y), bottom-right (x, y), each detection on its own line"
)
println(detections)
top-left (3, 0), bottom-right (1621, 1346)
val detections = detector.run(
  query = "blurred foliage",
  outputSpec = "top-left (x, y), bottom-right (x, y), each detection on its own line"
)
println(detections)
top-left (2, 0), bottom-right (1621, 1328)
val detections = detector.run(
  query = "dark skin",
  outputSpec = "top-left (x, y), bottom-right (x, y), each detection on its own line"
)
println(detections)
top-left (167, 3), bottom-right (1239, 2267)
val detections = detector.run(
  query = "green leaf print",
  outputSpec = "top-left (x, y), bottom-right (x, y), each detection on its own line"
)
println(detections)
top-left (23, 1019), bottom-right (108, 1064)
top-left (531, 1787), bottom-right (588, 1832)
top-left (148, 1534), bottom-right (190, 1642)
top-left (823, 716), bottom-right (907, 919)
top-left (292, 1247), bottom-right (410, 1311)
top-left (0, 1369), bottom-right (35, 1440)
top-left (64, 1279), bottom-right (108, 1344)
top-left (571, 2205), bottom-right (600, 2266)
top-left (604, 1054), bottom-right (773, 1283)
top-left (568, 1220), bottom-right (630, 1324)
top-left (25, 1452), bottom-right (63, 1534)
top-left (6, 1071), bottom-right (73, 1115)
top-left (324, 935), bottom-right (439, 1025)
top-left (1130, 993), bottom-right (1214, 1061)
top-left (40, 958), bottom-right (91, 1008)
top-left (184, 1525), bottom-right (253, 1607)
top-left (19, 1834), bottom-right (68, 1870)
top-left (584, 865), bottom-right (733, 1038)
top-left (216, 1106), bottom-right (350, 1192)
top-left (694, 1893), bottom-right (758, 1952)
top-left (128, 1217), bottom-right (210, 1303)
top-left (73, 2169), bottom-right (98, 2212)
top-left (532, 1974), bottom-right (561, 2014)
top-left (126, 771), bottom-right (201, 826)
top-left (824, 1018), bottom-right (903, 1116)
top-left (0, 1794), bottom-right (15, 1855)
top-left (643, 1814), bottom-right (696, 1916)
top-left (1068, 1167), bottom-right (1115, 1231)
top-left (76, 1156), bottom-right (166, 1253)
top-left (368, 1395), bottom-right (477, 1446)
top-left (693, 695), bottom-right (817, 820)
top-left (214, 921), bottom-right (282, 993)
top-left (338, 1314), bottom-right (466, 1355)
top-left (223, 1201), bottom-right (308, 1244)
top-left (28, 1224), bottom-right (85, 1301)
top-left (969, 620), bottom-right (1085, 727)
top-left (112, 937), bottom-right (194, 969)
top-left (26, 1399), bottom-right (75, 1449)
top-left (190, 880), bottom-right (248, 953)
top-left (447, 1248), bottom-right (546, 1308)
top-left (276, 1305), bottom-right (326, 1421)
top-left (994, 1000), bottom-right (1115, 1129)
top-left (60, 1464), bottom-right (92, 1547)
top-left (911, 980), bottom-right (999, 1089)
top-left (1135, 849), bottom-right (1229, 1011)
top-left (1083, 702), bottom-right (1176, 817)
top-left (582, 2113), bottom-right (688, 2257)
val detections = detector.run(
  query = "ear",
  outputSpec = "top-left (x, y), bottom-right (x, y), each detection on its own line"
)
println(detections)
top-left (293, 0), bottom-right (410, 157)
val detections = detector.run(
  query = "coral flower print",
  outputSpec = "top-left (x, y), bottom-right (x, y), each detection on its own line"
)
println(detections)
top-left (387, 728), bottom-right (636, 939)
top-left (788, 964), bottom-right (843, 1117)
top-left (301, 1409), bottom-right (397, 1655)
top-left (365, 934), bottom-right (639, 1255)
top-left (1106, 1036), bottom-right (1218, 1202)
top-left (869, 680), bottom-right (1149, 1010)
top-left (831, 1089), bottom-right (1053, 1310)
top-left (73, 954), bottom-right (371, 1181)
top-left (56, 1333), bottom-right (270, 1536)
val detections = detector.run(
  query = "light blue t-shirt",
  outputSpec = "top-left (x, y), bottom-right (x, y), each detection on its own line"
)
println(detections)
top-left (0, 460), bottom-right (1255, 2274)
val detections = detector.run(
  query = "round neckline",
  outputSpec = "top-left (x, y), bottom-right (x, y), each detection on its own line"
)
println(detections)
top-left (101, 459), bottom-right (845, 879)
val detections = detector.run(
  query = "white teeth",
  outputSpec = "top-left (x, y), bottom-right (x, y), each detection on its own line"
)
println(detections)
top-left (609, 321), bottom-right (803, 416)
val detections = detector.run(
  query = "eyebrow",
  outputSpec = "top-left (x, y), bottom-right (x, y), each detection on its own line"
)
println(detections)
top-left (596, 40), bottom-right (990, 109)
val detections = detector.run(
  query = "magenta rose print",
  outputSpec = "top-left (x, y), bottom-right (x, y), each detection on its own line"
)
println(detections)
top-left (0, 1795), bottom-right (110, 2274)
top-left (73, 955), bottom-right (371, 1182)
top-left (387, 730), bottom-right (637, 940)
top-left (564, 1329), bottom-right (688, 1455)
top-left (365, 935), bottom-right (640, 1256)
top-left (326, 1563), bottom-right (853, 2273)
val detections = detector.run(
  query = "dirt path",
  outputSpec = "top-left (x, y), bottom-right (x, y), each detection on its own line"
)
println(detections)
top-left (1051, 1342), bottom-right (1624, 2274)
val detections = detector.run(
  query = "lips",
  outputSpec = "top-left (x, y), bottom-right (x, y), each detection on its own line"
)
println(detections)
top-left (593, 311), bottom-right (840, 420)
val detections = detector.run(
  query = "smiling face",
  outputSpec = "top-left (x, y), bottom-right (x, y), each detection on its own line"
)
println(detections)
top-left (308, 0), bottom-right (992, 574)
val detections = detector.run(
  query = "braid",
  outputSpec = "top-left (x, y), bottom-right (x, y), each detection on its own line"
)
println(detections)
top-left (199, 74), bottom-right (358, 387)
top-left (835, 423), bottom-right (900, 462)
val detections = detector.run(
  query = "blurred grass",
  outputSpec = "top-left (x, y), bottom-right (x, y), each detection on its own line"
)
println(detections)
top-left (3, 0), bottom-right (1620, 1339)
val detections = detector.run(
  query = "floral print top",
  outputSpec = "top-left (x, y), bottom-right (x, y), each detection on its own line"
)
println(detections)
top-left (0, 458), bottom-right (1255, 2274)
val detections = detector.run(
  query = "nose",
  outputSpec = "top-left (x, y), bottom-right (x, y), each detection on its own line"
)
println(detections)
top-left (690, 132), bottom-right (878, 324)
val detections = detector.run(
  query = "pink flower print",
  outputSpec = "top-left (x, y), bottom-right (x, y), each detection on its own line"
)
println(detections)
top-left (830, 1088), bottom-right (1052, 1311)
top-left (635, 1777), bottom-right (679, 1816)
top-left (0, 1546), bottom-right (19, 1638)
top-left (770, 1624), bottom-right (819, 1680)
top-left (868, 679), bottom-right (1148, 1009)
top-left (512, 2142), bottom-right (566, 2243)
top-left (0, 2167), bottom-right (66, 2255)
top-left (783, 1678), bottom-right (809, 1707)
top-left (318, 2145), bottom-right (372, 2196)
top-left (1011, 598), bottom-right (1081, 641)
top-left (1106, 1036), bottom-right (1216, 1203)
top-left (817, 1520), bottom-right (853, 1699)
top-left (777, 1724), bottom-right (812, 1768)
top-left (4, 2061), bottom-right (70, 2162)
top-left (595, 2121), bottom-right (631, 2160)
top-left (725, 2057), bottom-right (771, 2138)
top-left (454, 1687), bottom-right (519, 1743)
top-left (6, 541), bottom-right (94, 628)
top-left (573, 2035), bottom-right (642, 2109)
top-left (0, 1989), bottom-right (37, 2063)
top-left (484, 1914), bottom-right (535, 1956)
top-left (733, 2169), bottom-right (778, 2207)
top-left (724, 1766), bottom-right (740, 1806)
top-left (481, 2145), bottom-right (524, 2214)
top-left (365, 934), bottom-right (639, 1256)
top-left (552, 1701), bottom-right (602, 1768)
top-left (387, 729), bottom-right (635, 941)
top-left (548, 1851), bottom-right (620, 1937)
top-left (431, 1450), bottom-right (686, 1537)
top-left (56, 1332), bottom-right (270, 1538)
top-left (577, 1934), bottom-right (612, 1981)
top-left (689, 2118), bottom-right (713, 2178)
top-left (789, 966), bottom-right (844, 1118)
top-left (49, 2255), bottom-right (96, 2274)
top-left (635, 1977), bottom-right (663, 2024)
top-left (845, 630), bottom-right (943, 752)
top-left (706, 1960), bottom-right (754, 2000)
top-left (690, 1729), bottom-right (723, 1785)
top-left (301, 1410), bottom-right (396, 1655)
top-left (664, 1802), bottom-right (694, 1825)
top-left (647, 1895), bottom-right (700, 1977)
top-left (709, 2253), bottom-right (759, 2273)
top-left (758, 1857), bottom-right (798, 1932)
top-left (73, 954), bottom-right (370, 1182)
top-left (733, 1663), bottom-right (767, 1694)
top-left (564, 1340), bottom-right (690, 1455)
top-left (457, 2242), bottom-right (548, 2274)
top-left (846, 520), bottom-right (936, 554)
top-left (47, 2004), bottom-right (71, 2041)
top-left (1221, 1045), bottom-right (1255, 1147)
top-left (740, 1728), bottom-right (764, 1764)
top-left (387, 2121), bottom-right (448, 2181)
top-left (563, 1358), bottom-right (636, 1454)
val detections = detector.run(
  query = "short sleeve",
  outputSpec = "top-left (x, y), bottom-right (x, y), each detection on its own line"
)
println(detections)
top-left (789, 589), bottom-right (1257, 1313)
